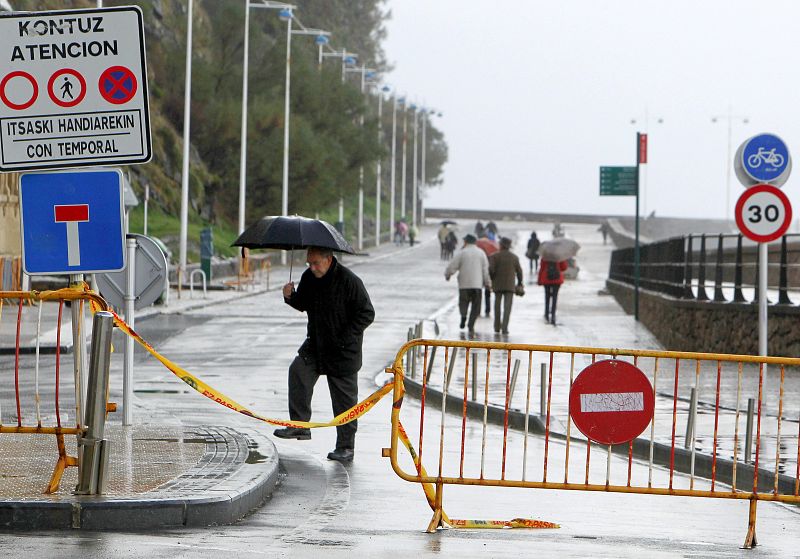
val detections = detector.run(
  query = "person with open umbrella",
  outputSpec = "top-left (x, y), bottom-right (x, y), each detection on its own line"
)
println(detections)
top-left (537, 237), bottom-right (579, 326)
top-left (233, 216), bottom-right (374, 463)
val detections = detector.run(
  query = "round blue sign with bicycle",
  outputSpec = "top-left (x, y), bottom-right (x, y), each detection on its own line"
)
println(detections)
top-left (740, 133), bottom-right (790, 184)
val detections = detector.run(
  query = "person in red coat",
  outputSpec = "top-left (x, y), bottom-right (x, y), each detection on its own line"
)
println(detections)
top-left (538, 259), bottom-right (568, 325)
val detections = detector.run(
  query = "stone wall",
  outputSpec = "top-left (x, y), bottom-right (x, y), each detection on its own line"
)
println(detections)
top-left (607, 279), bottom-right (800, 357)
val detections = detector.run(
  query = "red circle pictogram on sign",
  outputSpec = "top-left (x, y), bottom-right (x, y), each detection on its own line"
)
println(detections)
top-left (735, 184), bottom-right (793, 244)
top-left (98, 66), bottom-right (138, 105)
top-left (569, 360), bottom-right (655, 445)
top-left (47, 68), bottom-right (87, 108)
top-left (0, 71), bottom-right (38, 110)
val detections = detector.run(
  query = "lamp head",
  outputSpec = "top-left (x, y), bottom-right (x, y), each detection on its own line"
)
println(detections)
top-left (315, 34), bottom-right (329, 46)
top-left (278, 8), bottom-right (292, 21)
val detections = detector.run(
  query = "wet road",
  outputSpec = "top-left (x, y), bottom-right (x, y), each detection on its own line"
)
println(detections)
top-left (3, 222), bottom-right (800, 557)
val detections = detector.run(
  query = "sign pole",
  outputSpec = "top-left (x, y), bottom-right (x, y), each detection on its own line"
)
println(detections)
top-left (758, 241), bottom-right (768, 407)
top-left (70, 273), bottom-right (86, 430)
top-left (123, 236), bottom-right (137, 426)
top-left (634, 132), bottom-right (641, 321)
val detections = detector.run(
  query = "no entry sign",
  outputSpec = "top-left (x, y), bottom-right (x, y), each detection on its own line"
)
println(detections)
top-left (569, 360), bottom-right (655, 445)
top-left (0, 7), bottom-right (151, 171)
top-left (735, 184), bottom-right (792, 243)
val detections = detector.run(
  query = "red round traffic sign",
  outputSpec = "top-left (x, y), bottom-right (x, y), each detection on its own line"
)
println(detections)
top-left (735, 184), bottom-right (793, 243)
top-left (98, 66), bottom-right (137, 105)
top-left (47, 68), bottom-right (86, 108)
top-left (569, 360), bottom-right (654, 445)
top-left (0, 71), bottom-right (38, 110)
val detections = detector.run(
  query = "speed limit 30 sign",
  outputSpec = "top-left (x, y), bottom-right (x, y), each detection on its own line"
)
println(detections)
top-left (735, 184), bottom-right (793, 243)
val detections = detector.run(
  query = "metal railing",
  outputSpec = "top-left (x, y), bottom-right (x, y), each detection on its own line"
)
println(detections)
top-left (386, 338), bottom-right (800, 548)
top-left (0, 289), bottom-right (112, 494)
top-left (609, 233), bottom-right (800, 304)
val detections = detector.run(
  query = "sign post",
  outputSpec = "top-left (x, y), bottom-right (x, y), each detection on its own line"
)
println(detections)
top-left (599, 132), bottom-right (646, 320)
top-left (734, 134), bottom-right (793, 416)
top-left (0, 6), bottom-right (151, 171)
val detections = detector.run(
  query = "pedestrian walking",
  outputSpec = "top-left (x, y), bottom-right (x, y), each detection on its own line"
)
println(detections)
top-left (526, 231), bottom-right (540, 277)
top-left (599, 222), bottom-right (610, 245)
top-left (489, 237), bottom-right (523, 335)
top-left (476, 236), bottom-right (499, 317)
top-left (274, 247), bottom-right (375, 464)
top-left (408, 223), bottom-right (418, 246)
top-left (538, 258), bottom-right (568, 326)
top-left (444, 230), bottom-right (458, 259)
top-left (445, 234), bottom-right (490, 337)
top-left (438, 224), bottom-right (450, 259)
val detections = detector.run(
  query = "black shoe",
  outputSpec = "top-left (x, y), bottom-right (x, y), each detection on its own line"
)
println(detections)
top-left (459, 316), bottom-right (466, 329)
top-left (502, 330), bottom-right (509, 335)
top-left (550, 317), bottom-right (556, 325)
top-left (273, 427), bottom-right (311, 440)
top-left (327, 448), bottom-right (354, 463)
top-left (468, 329), bottom-right (476, 338)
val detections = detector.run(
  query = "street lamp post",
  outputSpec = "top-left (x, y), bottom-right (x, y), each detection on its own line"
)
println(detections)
top-left (179, 0), bottom-right (194, 292)
top-left (389, 92), bottom-right (398, 241)
top-left (411, 103), bottom-right (418, 227)
top-left (629, 111), bottom-right (663, 217)
top-left (400, 96), bottom-right (407, 219)
top-left (373, 85), bottom-right (389, 246)
top-left (712, 107), bottom-right (749, 222)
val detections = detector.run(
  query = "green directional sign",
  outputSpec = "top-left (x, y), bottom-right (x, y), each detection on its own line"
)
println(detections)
top-left (600, 166), bottom-right (638, 196)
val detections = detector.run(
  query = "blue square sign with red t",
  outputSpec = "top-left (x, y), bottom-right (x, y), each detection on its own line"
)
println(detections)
top-left (19, 169), bottom-right (125, 275)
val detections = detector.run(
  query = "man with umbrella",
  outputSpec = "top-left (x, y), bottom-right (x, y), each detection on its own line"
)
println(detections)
top-left (234, 216), bottom-right (375, 463)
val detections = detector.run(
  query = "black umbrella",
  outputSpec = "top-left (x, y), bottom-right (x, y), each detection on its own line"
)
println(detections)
top-left (232, 215), bottom-right (355, 280)
top-left (439, 220), bottom-right (457, 226)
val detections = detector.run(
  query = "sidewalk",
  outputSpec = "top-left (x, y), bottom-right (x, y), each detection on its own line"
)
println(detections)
top-left (0, 237), bottom-right (424, 530)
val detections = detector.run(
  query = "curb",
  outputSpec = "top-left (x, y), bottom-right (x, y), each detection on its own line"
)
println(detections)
top-left (0, 426), bottom-right (280, 530)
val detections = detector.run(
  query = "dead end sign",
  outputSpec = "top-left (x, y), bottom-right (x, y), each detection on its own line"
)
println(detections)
top-left (0, 6), bottom-right (151, 171)
top-left (569, 360), bottom-right (655, 445)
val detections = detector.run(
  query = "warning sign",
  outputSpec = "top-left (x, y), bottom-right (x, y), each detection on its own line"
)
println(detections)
top-left (0, 7), bottom-right (151, 171)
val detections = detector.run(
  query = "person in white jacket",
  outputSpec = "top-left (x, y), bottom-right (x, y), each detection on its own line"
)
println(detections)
top-left (445, 234), bottom-right (491, 337)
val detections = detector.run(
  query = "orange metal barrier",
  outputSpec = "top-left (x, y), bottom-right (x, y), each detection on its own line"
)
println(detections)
top-left (0, 289), bottom-right (109, 493)
top-left (385, 338), bottom-right (800, 548)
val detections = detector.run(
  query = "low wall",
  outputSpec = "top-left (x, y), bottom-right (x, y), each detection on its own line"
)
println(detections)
top-left (606, 279), bottom-right (800, 357)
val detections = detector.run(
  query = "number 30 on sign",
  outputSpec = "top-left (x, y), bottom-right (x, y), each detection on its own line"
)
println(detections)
top-left (735, 184), bottom-right (793, 243)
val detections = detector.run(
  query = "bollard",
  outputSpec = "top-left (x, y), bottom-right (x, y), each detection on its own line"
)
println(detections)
top-left (471, 354), bottom-right (478, 402)
top-left (445, 347), bottom-right (458, 392)
top-left (123, 236), bottom-right (136, 426)
top-left (508, 359), bottom-right (521, 407)
top-left (540, 363), bottom-right (547, 416)
top-left (425, 346), bottom-right (437, 383)
top-left (745, 397), bottom-right (755, 464)
top-left (684, 387), bottom-right (697, 449)
top-left (76, 311), bottom-right (114, 495)
top-left (682, 235), bottom-right (694, 299)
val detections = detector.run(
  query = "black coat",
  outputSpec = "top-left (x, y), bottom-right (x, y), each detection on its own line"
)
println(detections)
top-left (285, 257), bottom-right (375, 376)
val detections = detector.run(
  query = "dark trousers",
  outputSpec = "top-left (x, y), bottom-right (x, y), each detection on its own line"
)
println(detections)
top-left (544, 284), bottom-right (561, 322)
top-left (288, 354), bottom-right (358, 450)
top-left (458, 288), bottom-right (481, 329)
top-left (484, 286), bottom-right (492, 315)
top-left (493, 291), bottom-right (513, 332)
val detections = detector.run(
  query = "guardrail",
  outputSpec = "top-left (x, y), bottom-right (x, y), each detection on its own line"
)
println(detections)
top-left (609, 233), bottom-right (800, 303)
top-left (385, 338), bottom-right (800, 548)
top-left (0, 289), bottom-right (112, 494)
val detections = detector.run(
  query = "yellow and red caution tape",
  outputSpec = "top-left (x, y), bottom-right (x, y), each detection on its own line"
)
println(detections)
top-left (43, 285), bottom-right (558, 530)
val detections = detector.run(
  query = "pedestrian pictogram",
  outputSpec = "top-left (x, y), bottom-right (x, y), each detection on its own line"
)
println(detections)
top-left (19, 168), bottom-right (125, 275)
top-left (735, 184), bottom-right (793, 243)
top-left (569, 359), bottom-right (655, 445)
top-left (0, 70), bottom-right (38, 110)
top-left (47, 69), bottom-right (86, 108)
top-left (99, 66), bottom-right (137, 105)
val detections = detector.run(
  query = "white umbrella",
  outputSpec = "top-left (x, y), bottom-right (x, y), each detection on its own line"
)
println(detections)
top-left (539, 238), bottom-right (580, 261)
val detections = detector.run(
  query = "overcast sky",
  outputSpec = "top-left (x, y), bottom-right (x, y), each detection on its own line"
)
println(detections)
top-left (383, 1), bottom-right (800, 220)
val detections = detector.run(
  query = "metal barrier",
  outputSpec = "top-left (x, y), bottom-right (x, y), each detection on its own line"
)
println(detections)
top-left (0, 289), bottom-right (110, 494)
top-left (385, 338), bottom-right (800, 548)
top-left (189, 269), bottom-right (207, 299)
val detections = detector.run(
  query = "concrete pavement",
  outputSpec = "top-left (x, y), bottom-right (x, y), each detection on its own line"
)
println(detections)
top-left (3, 221), bottom-right (800, 557)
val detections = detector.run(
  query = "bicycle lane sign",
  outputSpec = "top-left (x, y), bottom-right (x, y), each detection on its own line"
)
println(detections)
top-left (737, 133), bottom-right (791, 187)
